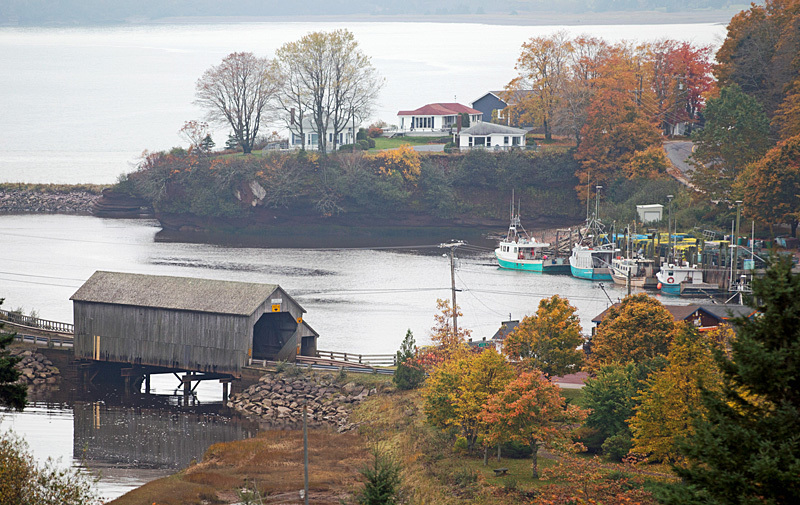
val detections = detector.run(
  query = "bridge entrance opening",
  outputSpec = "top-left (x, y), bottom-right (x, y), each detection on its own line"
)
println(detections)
top-left (252, 312), bottom-right (298, 360)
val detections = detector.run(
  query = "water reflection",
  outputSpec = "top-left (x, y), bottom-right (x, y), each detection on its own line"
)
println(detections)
top-left (1, 377), bottom-right (259, 501)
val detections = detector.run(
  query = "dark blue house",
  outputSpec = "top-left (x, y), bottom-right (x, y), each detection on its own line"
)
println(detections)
top-left (470, 91), bottom-right (508, 123)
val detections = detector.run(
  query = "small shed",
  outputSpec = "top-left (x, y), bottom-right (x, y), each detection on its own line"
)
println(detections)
top-left (70, 271), bottom-right (318, 376)
top-left (636, 204), bottom-right (664, 223)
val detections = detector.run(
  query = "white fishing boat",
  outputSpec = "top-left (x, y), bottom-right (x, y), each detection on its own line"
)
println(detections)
top-left (569, 243), bottom-right (616, 281)
top-left (656, 263), bottom-right (719, 296)
top-left (611, 257), bottom-right (659, 288)
top-left (495, 202), bottom-right (570, 274)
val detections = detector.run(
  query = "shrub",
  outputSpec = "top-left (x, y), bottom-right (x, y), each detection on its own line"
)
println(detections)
top-left (602, 432), bottom-right (633, 462)
top-left (0, 431), bottom-right (101, 505)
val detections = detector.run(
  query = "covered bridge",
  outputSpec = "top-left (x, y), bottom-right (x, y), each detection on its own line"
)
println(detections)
top-left (70, 271), bottom-right (318, 376)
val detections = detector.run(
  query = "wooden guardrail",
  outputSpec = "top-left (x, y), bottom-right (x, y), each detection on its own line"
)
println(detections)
top-left (315, 350), bottom-right (396, 367)
top-left (0, 309), bottom-right (74, 334)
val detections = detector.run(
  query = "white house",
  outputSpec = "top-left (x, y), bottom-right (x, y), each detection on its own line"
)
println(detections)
top-left (396, 103), bottom-right (482, 133)
top-left (289, 118), bottom-right (357, 151)
top-left (456, 122), bottom-right (528, 149)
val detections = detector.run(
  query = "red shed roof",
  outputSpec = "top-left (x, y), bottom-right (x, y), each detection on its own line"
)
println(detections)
top-left (398, 102), bottom-right (481, 116)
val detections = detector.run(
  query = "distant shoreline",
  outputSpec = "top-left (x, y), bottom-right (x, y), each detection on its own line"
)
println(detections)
top-left (150, 9), bottom-right (738, 27)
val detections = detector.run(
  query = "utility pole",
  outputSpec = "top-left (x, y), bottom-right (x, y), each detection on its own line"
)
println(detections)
top-left (439, 241), bottom-right (464, 337)
top-left (734, 200), bottom-right (742, 289)
top-left (667, 194), bottom-right (674, 264)
top-left (303, 400), bottom-right (309, 505)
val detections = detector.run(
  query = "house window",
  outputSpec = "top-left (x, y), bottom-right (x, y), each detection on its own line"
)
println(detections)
top-left (474, 136), bottom-right (486, 146)
top-left (512, 136), bottom-right (520, 146)
top-left (504, 136), bottom-right (509, 145)
top-left (468, 136), bottom-right (473, 147)
top-left (309, 133), bottom-right (318, 146)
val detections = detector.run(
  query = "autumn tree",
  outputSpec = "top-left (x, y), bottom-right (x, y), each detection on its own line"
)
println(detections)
top-left (553, 35), bottom-right (609, 146)
top-left (740, 134), bottom-right (800, 237)
top-left (629, 324), bottom-right (724, 462)
top-left (690, 84), bottom-right (772, 201)
top-left (507, 31), bottom-right (572, 141)
top-left (276, 30), bottom-right (382, 153)
top-left (429, 298), bottom-right (470, 355)
top-left (423, 348), bottom-right (514, 451)
top-left (574, 45), bottom-right (662, 193)
top-left (662, 256), bottom-right (800, 504)
top-left (481, 371), bottom-right (588, 478)
top-left (589, 293), bottom-right (675, 368)
top-left (0, 298), bottom-right (26, 411)
top-left (646, 40), bottom-right (713, 136)
top-left (194, 52), bottom-right (279, 154)
top-left (715, 0), bottom-right (800, 124)
top-left (502, 295), bottom-right (584, 378)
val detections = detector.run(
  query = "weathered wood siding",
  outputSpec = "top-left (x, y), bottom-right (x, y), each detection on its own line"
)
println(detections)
top-left (74, 301), bottom-right (252, 374)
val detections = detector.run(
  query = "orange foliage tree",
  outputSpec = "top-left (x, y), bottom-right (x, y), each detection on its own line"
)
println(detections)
top-left (481, 371), bottom-right (588, 478)
top-left (502, 295), bottom-right (585, 378)
top-left (589, 293), bottom-right (675, 368)
top-left (740, 134), bottom-right (800, 236)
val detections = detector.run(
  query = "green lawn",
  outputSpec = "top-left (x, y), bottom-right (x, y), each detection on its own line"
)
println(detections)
top-left (372, 135), bottom-right (450, 150)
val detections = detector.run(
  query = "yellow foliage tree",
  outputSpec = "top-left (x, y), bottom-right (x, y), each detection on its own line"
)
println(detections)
top-left (502, 295), bottom-right (585, 378)
top-left (422, 348), bottom-right (515, 451)
top-left (369, 144), bottom-right (421, 181)
top-left (624, 145), bottom-right (670, 179)
top-left (589, 293), bottom-right (675, 368)
top-left (629, 324), bottom-right (723, 462)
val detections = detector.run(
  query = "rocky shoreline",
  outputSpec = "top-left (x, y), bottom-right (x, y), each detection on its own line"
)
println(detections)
top-left (228, 370), bottom-right (388, 432)
top-left (0, 187), bottom-right (100, 214)
top-left (11, 348), bottom-right (61, 386)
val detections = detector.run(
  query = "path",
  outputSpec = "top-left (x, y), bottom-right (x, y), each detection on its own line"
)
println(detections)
top-left (663, 140), bottom-right (695, 189)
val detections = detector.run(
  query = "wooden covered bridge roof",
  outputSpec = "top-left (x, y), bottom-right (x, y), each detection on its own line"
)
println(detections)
top-left (70, 271), bottom-right (296, 316)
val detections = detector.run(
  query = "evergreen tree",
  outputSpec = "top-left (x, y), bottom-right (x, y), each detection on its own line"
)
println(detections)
top-left (0, 298), bottom-right (26, 411)
top-left (224, 134), bottom-right (240, 151)
top-left (199, 134), bottom-right (215, 153)
top-left (393, 329), bottom-right (425, 390)
top-left (661, 256), bottom-right (800, 504)
top-left (357, 449), bottom-right (402, 505)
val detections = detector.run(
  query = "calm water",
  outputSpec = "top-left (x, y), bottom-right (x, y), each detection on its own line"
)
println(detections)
top-left (1, 214), bottom-right (658, 350)
top-left (0, 376), bottom-right (258, 502)
top-left (0, 21), bottom-right (727, 183)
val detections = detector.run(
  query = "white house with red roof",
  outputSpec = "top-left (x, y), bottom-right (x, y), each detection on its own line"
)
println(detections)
top-left (396, 103), bottom-right (483, 133)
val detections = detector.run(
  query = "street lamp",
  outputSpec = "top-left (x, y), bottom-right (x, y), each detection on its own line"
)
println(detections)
top-left (595, 185), bottom-right (603, 220)
top-left (734, 200), bottom-right (742, 285)
top-left (667, 194), bottom-right (674, 264)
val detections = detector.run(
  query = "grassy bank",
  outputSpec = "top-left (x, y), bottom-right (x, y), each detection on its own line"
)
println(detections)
top-left (108, 372), bottom-right (670, 505)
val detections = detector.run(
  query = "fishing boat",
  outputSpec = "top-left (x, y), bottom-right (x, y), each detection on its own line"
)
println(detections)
top-left (495, 206), bottom-right (570, 274)
top-left (611, 257), bottom-right (658, 288)
top-left (656, 263), bottom-right (719, 296)
top-left (569, 243), bottom-right (616, 281)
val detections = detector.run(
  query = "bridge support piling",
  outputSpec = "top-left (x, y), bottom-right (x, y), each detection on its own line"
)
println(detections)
top-left (145, 374), bottom-right (151, 394)
top-left (183, 374), bottom-right (191, 406)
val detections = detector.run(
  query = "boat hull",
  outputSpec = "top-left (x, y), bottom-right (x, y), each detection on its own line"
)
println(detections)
top-left (570, 265), bottom-right (613, 281)
top-left (497, 255), bottom-right (571, 274)
top-left (611, 273), bottom-right (658, 288)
